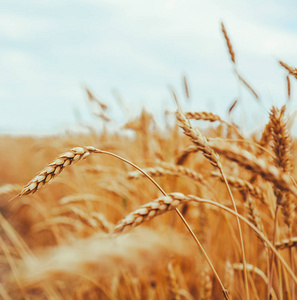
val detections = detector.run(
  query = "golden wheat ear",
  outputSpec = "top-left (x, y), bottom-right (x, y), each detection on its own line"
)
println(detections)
top-left (113, 193), bottom-right (191, 234)
top-left (221, 22), bottom-right (235, 64)
top-left (279, 60), bottom-right (297, 79)
top-left (18, 146), bottom-right (100, 197)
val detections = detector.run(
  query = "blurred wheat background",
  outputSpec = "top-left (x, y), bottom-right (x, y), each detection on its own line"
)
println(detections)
top-left (1, 1), bottom-right (297, 300)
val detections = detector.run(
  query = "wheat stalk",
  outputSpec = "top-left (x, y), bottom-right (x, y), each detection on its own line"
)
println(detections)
top-left (213, 172), bottom-right (267, 240)
top-left (234, 69), bottom-right (259, 101)
top-left (185, 195), bottom-right (297, 285)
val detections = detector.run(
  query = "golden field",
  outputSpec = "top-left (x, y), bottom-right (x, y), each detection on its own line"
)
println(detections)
top-left (1, 102), bottom-right (297, 300)
top-left (1, 24), bottom-right (297, 300)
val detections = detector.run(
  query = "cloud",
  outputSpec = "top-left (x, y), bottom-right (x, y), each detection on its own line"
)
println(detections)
top-left (1, 0), bottom-right (297, 134)
top-left (0, 13), bottom-right (54, 40)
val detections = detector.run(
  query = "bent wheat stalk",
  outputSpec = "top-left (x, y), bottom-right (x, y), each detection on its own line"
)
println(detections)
top-left (97, 150), bottom-right (230, 298)
top-left (186, 194), bottom-right (297, 286)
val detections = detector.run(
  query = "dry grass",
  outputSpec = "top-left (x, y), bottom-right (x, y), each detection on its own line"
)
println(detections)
top-left (1, 23), bottom-right (297, 300)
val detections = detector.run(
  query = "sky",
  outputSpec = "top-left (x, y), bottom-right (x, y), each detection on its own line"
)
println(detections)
top-left (1, 0), bottom-right (297, 135)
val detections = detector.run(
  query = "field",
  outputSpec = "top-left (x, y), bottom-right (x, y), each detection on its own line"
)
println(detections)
top-left (1, 25), bottom-right (297, 300)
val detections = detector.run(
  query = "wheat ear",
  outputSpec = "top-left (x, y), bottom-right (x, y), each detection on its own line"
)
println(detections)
top-left (275, 238), bottom-right (297, 250)
top-left (19, 146), bottom-right (99, 196)
top-left (176, 111), bottom-right (221, 168)
top-left (167, 261), bottom-right (181, 300)
top-left (269, 106), bottom-right (295, 237)
top-left (113, 193), bottom-right (190, 233)
top-left (281, 194), bottom-right (295, 234)
top-left (159, 161), bottom-right (206, 182)
top-left (201, 267), bottom-right (213, 300)
top-left (244, 195), bottom-right (265, 236)
top-left (259, 120), bottom-right (273, 151)
top-left (211, 171), bottom-right (265, 204)
top-left (183, 75), bottom-right (190, 99)
top-left (184, 111), bottom-right (243, 138)
top-left (176, 145), bottom-right (198, 165)
top-left (221, 22), bottom-right (235, 64)
top-left (209, 142), bottom-right (297, 197)
top-left (232, 264), bottom-right (277, 299)
top-left (270, 105), bottom-right (292, 174)
top-left (279, 61), bottom-right (297, 79)
top-left (185, 111), bottom-right (222, 122)
top-left (112, 193), bottom-right (230, 297)
top-left (287, 75), bottom-right (291, 101)
top-left (128, 164), bottom-right (204, 184)
top-left (85, 87), bottom-right (108, 110)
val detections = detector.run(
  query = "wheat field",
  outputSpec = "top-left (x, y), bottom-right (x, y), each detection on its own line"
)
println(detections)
top-left (1, 24), bottom-right (297, 300)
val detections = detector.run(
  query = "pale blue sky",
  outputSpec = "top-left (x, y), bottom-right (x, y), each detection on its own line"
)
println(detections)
top-left (1, 0), bottom-right (297, 134)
